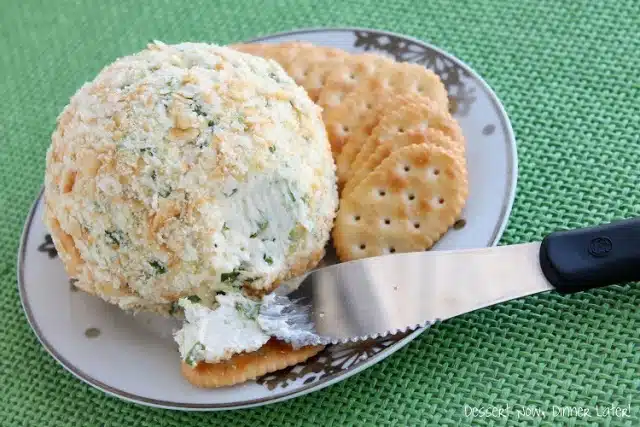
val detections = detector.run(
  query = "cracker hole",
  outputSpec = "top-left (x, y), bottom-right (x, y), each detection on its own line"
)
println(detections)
top-left (434, 169), bottom-right (440, 176)
top-left (354, 215), bottom-right (361, 221)
top-left (404, 165), bottom-right (410, 172)
top-left (366, 103), bottom-right (372, 109)
top-left (349, 73), bottom-right (356, 80)
top-left (378, 190), bottom-right (386, 197)
top-left (438, 198), bottom-right (445, 205)
top-left (389, 247), bottom-right (396, 253)
top-left (359, 244), bottom-right (366, 250)
top-left (384, 218), bottom-right (391, 225)
top-left (342, 124), bottom-right (350, 133)
top-left (397, 127), bottom-right (405, 133)
top-left (408, 193), bottom-right (415, 201)
top-left (414, 222), bottom-right (420, 229)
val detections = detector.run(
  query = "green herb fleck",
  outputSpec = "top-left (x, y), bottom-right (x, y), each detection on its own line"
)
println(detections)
top-left (222, 222), bottom-right (230, 232)
top-left (224, 188), bottom-right (238, 197)
top-left (140, 147), bottom-right (156, 156)
top-left (196, 138), bottom-right (210, 149)
top-left (186, 295), bottom-right (201, 303)
top-left (235, 301), bottom-right (260, 320)
top-left (193, 103), bottom-right (206, 117)
top-left (268, 72), bottom-right (281, 82)
top-left (208, 120), bottom-right (216, 128)
top-left (263, 254), bottom-right (273, 265)
top-left (288, 224), bottom-right (304, 241)
top-left (149, 260), bottom-right (167, 275)
top-left (269, 145), bottom-right (276, 153)
top-left (302, 194), bottom-right (311, 204)
top-left (215, 290), bottom-right (226, 296)
top-left (288, 189), bottom-right (296, 202)
top-left (159, 187), bottom-right (172, 198)
top-left (221, 270), bottom-right (241, 283)
top-left (185, 342), bottom-right (205, 367)
top-left (250, 220), bottom-right (269, 238)
top-left (237, 114), bottom-right (248, 131)
top-left (105, 229), bottom-right (125, 246)
top-left (151, 170), bottom-right (157, 181)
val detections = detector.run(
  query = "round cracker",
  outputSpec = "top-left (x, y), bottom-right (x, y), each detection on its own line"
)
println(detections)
top-left (316, 53), bottom-right (395, 109)
top-left (389, 61), bottom-right (450, 111)
top-left (343, 128), bottom-right (465, 196)
top-left (181, 339), bottom-right (324, 388)
top-left (318, 55), bottom-right (448, 112)
top-left (347, 97), bottom-right (464, 184)
top-left (333, 144), bottom-right (468, 262)
top-left (334, 93), bottom-right (431, 187)
top-left (323, 86), bottom-right (392, 157)
top-left (274, 45), bottom-right (348, 101)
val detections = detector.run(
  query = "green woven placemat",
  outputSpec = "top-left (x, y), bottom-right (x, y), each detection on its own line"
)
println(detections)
top-left (1, 0), bottom-right (639, 425)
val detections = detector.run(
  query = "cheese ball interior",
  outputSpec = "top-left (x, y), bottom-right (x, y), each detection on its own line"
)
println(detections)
top-left (44, 41), bottom-right (338, 312)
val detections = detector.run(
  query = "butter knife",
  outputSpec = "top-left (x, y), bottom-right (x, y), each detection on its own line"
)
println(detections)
top-left (258, 217), bottom-right (640, 347)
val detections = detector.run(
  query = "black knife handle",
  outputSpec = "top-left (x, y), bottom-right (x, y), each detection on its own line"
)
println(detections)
top-left (539, 217), bottom-right (640, 294)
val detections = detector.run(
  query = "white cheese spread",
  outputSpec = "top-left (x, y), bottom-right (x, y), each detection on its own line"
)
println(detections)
top-left (174, 293), bottom-right (270, 365)
top-left (174, 291), bottom-right (324, 365)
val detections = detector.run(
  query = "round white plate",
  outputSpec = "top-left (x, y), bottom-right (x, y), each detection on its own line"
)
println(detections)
top-left (18, 27), bottom-right (517, 410)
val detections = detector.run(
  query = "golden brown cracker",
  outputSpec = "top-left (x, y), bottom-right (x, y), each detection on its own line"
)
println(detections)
top-left (332, 144), bottom-right (468, 262)
top-left (333, 98), bottom-right (391, 185)
top-left (323, 87), bottom-right (391, 156)
top-left (316, 53), bottom-right (395, 109)
top-left (343, 128), bottom-right (464, 197)
top-left (334, 93), bottom-right (430, 186)
top-left (180, 339), bottom-right (324, 388)
top-left (389, 62), bottom-right (450, 111)
top-left (347, 97), bottom-right (464, 184)
top-left (282, 46), bottom-right (349, 101)
top-left (318, 55), bottom-right (448, 111)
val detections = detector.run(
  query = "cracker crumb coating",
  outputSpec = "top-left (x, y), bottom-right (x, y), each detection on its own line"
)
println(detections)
top-left (44, 41), bottom-right (338, 312)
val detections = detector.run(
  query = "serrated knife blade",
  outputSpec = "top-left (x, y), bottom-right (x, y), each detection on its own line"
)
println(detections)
top-left (260, 217), bottom-right (640, 346)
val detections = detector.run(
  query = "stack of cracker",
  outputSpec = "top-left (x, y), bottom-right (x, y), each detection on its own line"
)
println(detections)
top-left (233, 42), bottom-right (468, 262)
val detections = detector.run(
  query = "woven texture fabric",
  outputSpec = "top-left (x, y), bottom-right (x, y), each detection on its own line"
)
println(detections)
top-left (1, 0), bottom-right (639, 425)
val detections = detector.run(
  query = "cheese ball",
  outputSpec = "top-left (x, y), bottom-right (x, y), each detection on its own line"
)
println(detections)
top-left (44, 41), bottom-right (338, 313)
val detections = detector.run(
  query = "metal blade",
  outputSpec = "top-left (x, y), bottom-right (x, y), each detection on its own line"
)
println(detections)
top-left (271, 242), bottom-right (553, 344)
